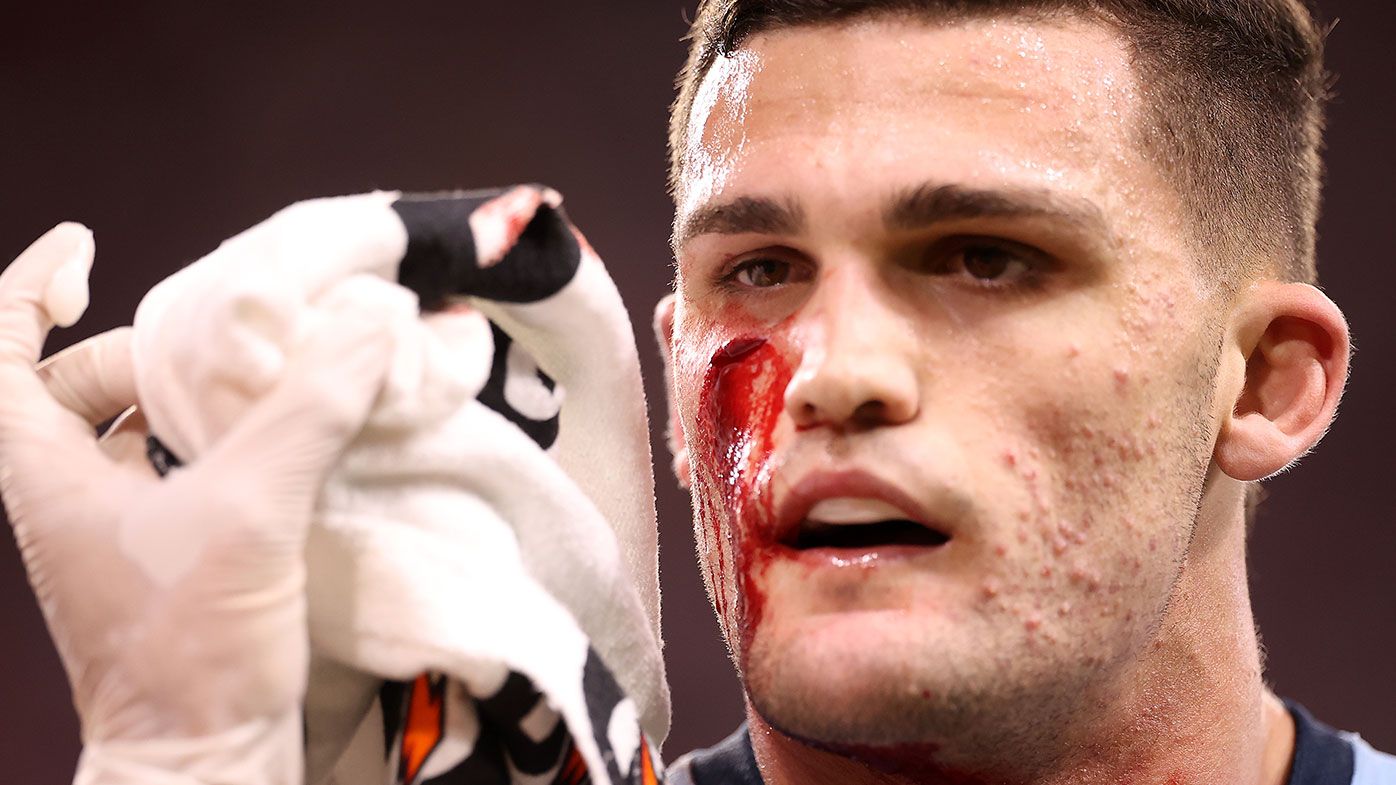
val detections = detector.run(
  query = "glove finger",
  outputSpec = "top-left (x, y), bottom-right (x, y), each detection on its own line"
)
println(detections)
top-left (0, 224), bottom-right (111, 483)
top-left (98, 405), bottom-right (157, 469)
top-left (194, 277), bottom-right (414, 527)
top-left (37, 326), bottom-right (138, 427)
top-left (208, 192), bottom-right (409, 302)
top-left (0, 222), bottom-right (93, 368)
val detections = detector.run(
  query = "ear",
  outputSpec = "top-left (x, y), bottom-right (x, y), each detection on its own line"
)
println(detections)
top-left (653, 293), bottom-right (692, 489)
top-left (1213, 282), bottom-right (1350, 481)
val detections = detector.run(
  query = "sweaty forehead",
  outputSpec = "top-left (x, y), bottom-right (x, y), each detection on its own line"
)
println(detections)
top-left (676, 13), bottom-right (1149, 225)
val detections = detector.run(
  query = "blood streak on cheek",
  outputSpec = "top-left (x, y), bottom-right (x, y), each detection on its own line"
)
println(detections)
top-left (692, 336), bottom-right (792, 651)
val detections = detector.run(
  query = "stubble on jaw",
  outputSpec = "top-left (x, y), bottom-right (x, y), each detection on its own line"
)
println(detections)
top-left (736, 311), bottom-right (1228, 774)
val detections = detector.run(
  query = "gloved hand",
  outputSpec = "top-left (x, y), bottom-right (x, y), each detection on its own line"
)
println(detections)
top-left (0, 223), bottom-right (411, 784)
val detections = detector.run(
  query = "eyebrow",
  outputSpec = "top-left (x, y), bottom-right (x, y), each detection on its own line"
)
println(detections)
top-left (674, 182), bottom-right (1111, 250)
top-left (673, 195), bottom-right (804, 250)
top-left (885, 183), bottom-right (1109, 236)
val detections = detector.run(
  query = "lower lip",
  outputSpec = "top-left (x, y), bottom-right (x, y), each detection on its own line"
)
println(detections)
top-left (770, 542), bottom-right (951, 568)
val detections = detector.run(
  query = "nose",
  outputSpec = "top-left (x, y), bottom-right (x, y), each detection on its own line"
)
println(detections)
top-left (783, 267), bottom-right (920, 430)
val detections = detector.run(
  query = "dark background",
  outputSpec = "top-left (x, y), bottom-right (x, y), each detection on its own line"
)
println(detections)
top-left (1, 1), bottom-right (1392, 778)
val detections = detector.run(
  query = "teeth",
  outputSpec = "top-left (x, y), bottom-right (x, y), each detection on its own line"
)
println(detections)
top-left (806, 497), bottom-right (911, 525)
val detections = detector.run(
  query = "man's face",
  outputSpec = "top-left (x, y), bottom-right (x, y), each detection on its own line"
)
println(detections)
top-left (667, 15), bottom-right (1225, 747)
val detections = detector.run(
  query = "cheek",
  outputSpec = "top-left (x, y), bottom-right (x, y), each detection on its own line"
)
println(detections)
top-left (968, 326), bottom-right (1213, 645)
top-left (978, 281), bottom-right (1211, 533)
top-left (677, 330), bottom-right (795, 646)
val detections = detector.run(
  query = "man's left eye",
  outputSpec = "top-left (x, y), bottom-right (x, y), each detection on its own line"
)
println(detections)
top-left (961, 245), bottom-right (1025, 281)
top-left (931, 238), bottom-right (1044, 288)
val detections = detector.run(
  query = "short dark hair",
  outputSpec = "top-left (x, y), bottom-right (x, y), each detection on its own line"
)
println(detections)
top-left (668, 0), bottom-right (1331, 285)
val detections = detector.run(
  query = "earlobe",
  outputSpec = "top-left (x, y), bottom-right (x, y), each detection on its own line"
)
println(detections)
top-left (1214, 283), bottom-right (1350, 482)
top-left (653, 294), bottom-right (692, 489)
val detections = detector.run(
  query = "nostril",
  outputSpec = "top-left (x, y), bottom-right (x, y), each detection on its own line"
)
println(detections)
top-left (852, 400), bottom-right (888, 424)
top-left (783, 353), bottom-right (919, 428)
top-left (792, 399), bottom-right (887, 430)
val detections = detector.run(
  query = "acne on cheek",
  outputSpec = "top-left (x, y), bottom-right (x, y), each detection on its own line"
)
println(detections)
top-left (1026, 418), bottom-right (1155, 537)
top-left (1116, 270), bottom-right (1191, 360)
top-left (1022, 338), bottom-right (1162, 473)
top-left (1064, 338), bottom-right (1143, 399)
top-left (996, 363), bottom-right (1168, 606)
top-left (993, 446), bottom-right (1079, 636)
top-left (1113, 367), bottom-right (1131, 392)
top-left (1067, 566), bottom-right (1104, 592)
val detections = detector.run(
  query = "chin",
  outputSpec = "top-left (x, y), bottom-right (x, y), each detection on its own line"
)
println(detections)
top-left (741, 611), bottom-right (980, 746)
top-left (740, 604), bottom-right (1110, 762)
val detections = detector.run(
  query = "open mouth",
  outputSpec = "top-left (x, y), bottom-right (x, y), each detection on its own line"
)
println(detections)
top-left (773, 480), bottom-right (956, 556)
top-left (794, 518), bottom-right (950, 550)
top-left (782, 496), bottom-right (951, 551)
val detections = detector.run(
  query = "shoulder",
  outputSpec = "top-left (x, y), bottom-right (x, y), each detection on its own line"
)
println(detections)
top-left (1286, 700), bottom-right (1396, 785)
top-left (661, 709), bottom-right (1396, 785)
top-left (667, 724), bottom-right (763, 785)
top-left (1352, 738), bottom-right (1396, 785)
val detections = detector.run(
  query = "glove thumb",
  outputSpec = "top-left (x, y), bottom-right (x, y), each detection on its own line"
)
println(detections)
top-left (0, 222), bottom-right (93, 366)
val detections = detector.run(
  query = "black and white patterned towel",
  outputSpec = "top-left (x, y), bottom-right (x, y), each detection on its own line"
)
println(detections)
top-left (132, 186), bottom-right (668, 785)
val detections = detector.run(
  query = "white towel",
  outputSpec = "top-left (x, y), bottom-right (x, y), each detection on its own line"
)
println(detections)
top-left (130, 187), bottom-right (669, 785)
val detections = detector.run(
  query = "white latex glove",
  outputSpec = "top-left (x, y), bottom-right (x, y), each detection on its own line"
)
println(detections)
top-left (0, 223), bottom-right (410, 784)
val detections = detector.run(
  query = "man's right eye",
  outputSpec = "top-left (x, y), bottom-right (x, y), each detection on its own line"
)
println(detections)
top-left (730, 258), bottom-right (791, 288)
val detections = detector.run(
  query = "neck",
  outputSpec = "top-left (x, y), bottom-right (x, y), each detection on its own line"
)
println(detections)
top-left (745, 479), bottom-right (1295, 785)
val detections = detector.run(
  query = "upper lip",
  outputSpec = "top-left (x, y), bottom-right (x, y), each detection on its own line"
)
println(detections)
top-left (772, 469), bottom-right (945, 547)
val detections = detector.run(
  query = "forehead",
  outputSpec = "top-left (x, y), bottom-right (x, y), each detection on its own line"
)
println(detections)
top-left (676, 13), bottom-right (1164, 243)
